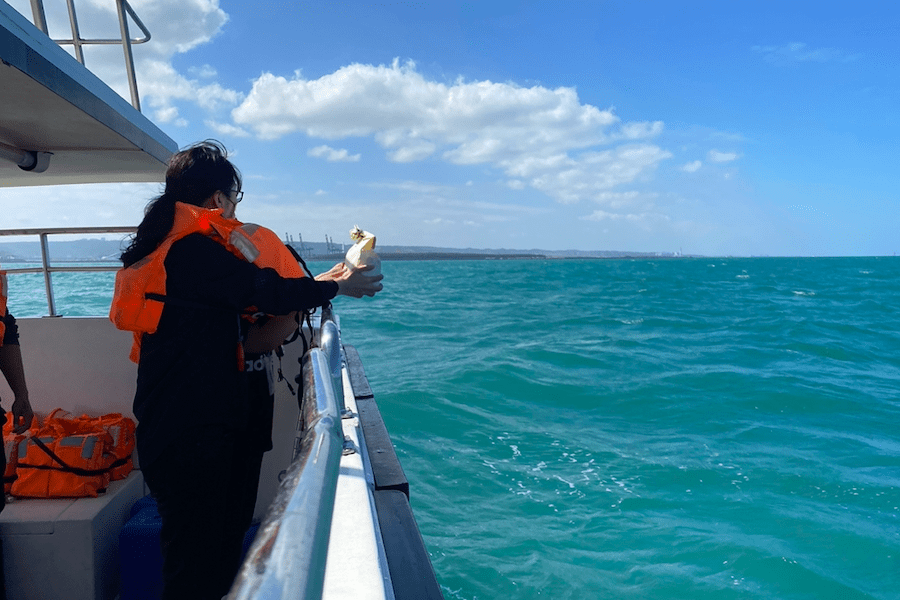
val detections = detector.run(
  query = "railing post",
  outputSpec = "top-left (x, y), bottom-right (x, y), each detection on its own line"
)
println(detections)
top-left (64, 0), bottom-right (85, 64)
top-left (28, 0), bottom-right (48, 34)
top-left (116, 0), bottom-right (141, 111)
top-left (38, 233), bottom-right (57, 316)
top-left (23, 0), bottom-right (152, 112)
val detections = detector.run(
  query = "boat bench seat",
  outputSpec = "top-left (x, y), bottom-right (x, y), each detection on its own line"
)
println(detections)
top-left (0, 470), bottom-right (146, 600)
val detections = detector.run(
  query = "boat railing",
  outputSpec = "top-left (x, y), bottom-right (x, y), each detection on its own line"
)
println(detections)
top-left (0, 226), bottom-right (134, 317)
top-left (318, 303), bottom-right (346, 415)
top-left (228, 340), bottom-right (344, 600)
top-left (26, 0), bottom-right (151, 110)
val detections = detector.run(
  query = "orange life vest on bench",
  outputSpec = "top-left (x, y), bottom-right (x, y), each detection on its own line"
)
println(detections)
top-left (9, 410), bottom-right (136, 498)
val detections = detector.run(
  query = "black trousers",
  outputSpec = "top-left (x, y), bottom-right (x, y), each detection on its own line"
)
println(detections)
top-left (1, 412), bottom-right (7, 600)
top-left (141, 427), bottom-right (265, 600)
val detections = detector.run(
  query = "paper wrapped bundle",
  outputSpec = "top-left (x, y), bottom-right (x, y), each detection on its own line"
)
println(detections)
top-left (344, 226), bottom-right (381, 277)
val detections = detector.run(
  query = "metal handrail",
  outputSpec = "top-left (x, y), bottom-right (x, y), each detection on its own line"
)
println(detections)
top-left (28, 0), bottom-right (151, 110)
top-left (318, 304), bottom-right (346, 415)
top-left (227, 348), bottom-right (344, 600)
top-left (0, 226), bottom-right (133, 316)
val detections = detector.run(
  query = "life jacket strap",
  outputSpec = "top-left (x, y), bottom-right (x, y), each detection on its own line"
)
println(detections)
top-left (19, 437), bottom-right (127, 477)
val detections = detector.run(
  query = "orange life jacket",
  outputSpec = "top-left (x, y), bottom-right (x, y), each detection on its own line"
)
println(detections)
top-left (2, 409), bottom-right (37, 493)
top-left (2, 429), bottom-right (27, 494)
top-left (0, 268), bottom-right (8, 345)
top-left (109, 202), bottom-right (307, 363)
top-left (10, 409), bottom-right (136, 498)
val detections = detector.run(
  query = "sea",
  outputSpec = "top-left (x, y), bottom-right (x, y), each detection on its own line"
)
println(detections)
top-left (4, 257), bottom-right (899, 600)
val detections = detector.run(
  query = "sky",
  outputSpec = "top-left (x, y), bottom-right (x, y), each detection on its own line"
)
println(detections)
top-left (1, 0), bottom-right (898, 256)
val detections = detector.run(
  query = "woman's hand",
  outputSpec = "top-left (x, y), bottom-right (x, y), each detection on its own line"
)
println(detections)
top-left (11, 395), bottom-right (34, 434)
top-left (317, 263), bottom-right (383, 298)
top-left (314, 262), bottom-right (346, 282)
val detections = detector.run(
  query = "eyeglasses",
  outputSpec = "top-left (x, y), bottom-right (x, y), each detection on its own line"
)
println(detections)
top-left (231, 190), bottom-right (244, 203)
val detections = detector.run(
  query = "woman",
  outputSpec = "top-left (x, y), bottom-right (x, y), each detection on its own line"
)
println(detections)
top-left (115, 140), bottom-right (381, 599)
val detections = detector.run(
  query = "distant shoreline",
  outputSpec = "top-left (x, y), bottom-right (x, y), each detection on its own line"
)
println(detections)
top-left (4, 253), bottom-right (895, 264)
top-left (0, 252), bottom-right (686, 264)
top-left (1, 238), bottom-right (683, 262)
top-left (302, 252), bottom-right (685, 261)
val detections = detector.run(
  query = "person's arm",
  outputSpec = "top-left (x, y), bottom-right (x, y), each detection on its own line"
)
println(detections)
top-left (244, 262), bottom-right (385, 353)
top-left (168, 235), bottom-right (340, 314)
top-left (0, 320), bottom-right (34, 434)
top-left (243, 313), bottom-right (301, 354)
top-left (316, 263), bottom-right (383, 298)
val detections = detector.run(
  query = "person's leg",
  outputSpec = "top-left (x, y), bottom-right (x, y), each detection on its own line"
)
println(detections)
top-left (142, 427), bottom-right (239, 600)
top-left (219, 446), bottom-right (265, 589)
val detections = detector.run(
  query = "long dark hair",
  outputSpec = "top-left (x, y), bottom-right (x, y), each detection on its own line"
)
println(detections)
top-left (121, 140), bottom-right (242, 267)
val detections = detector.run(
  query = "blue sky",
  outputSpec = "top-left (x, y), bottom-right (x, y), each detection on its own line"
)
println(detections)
top-left (3, 0), bottom-right (898, 256)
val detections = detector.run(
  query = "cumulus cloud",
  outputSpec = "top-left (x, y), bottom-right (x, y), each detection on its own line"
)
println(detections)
top-left (130, 0), bottom-right (243, 123)
top-left (576, 189), bottom-right (668, 225)
top-left (231, 59), bottom-right (669, 204)
top-left (504, 145), bottom-right (671, 204)
top-left (752, 42), bottom-right (860, 65)
top-left (140, 60), bottom-right (243, 124)
top-left (682, 160), bottom-right (702, 173)
top-left (708, 150), bottom-right (738, 163)
top-left (206, 120), bottom-right (250, 137)
top-left (307, 145), bottom-right (361, 162)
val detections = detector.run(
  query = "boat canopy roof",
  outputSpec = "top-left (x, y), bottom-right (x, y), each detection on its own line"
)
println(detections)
top-left (0, 2), bottom-right (178, 187)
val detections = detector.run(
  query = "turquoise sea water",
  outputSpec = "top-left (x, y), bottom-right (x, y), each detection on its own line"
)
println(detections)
top-left (6, 257), bottom-right (900, 599)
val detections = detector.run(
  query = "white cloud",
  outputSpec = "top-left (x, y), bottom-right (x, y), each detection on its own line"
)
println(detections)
top-left (0, 183), bottom-right (160, 230)
top-left (386, 140), bottom-right (436, 163)
top-left (366, 180), bottom-right (449, 194)
top-left (188, 64), bottom-right (219, 79)
top-left (682, 160), bottom-right (702, 173)
top-left (580, 210), bottom-right (640, 222)
top-left (206, 120), bottom-right (251, 137)
top-left (231, 59), bottom-right (669, 204)
top-left (752, 42), bottom-right (860, 65)
top-left (590, 191), bottom-right (643, 208)
top-left (505, 145), bottom-right (671, 204)
top-left (708, 150), bottom-right (738, 163)
top-left (579, 209), bottom-right (670, 224)
top-left (140, 59), bottom-right (243, 124)
top-left (307, 145), bottom-right (361, 162)
top-left (127, 0), bottom-right (229, 55)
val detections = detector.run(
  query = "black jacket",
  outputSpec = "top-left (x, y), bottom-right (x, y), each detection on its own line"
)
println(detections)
top-left (133, 233), bottom-right (337, 468)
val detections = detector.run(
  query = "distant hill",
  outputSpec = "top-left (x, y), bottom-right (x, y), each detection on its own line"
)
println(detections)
top-left (0, 239), bottom-right (126, 262)
top-left (0, 238), bottom-right (681, 263)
